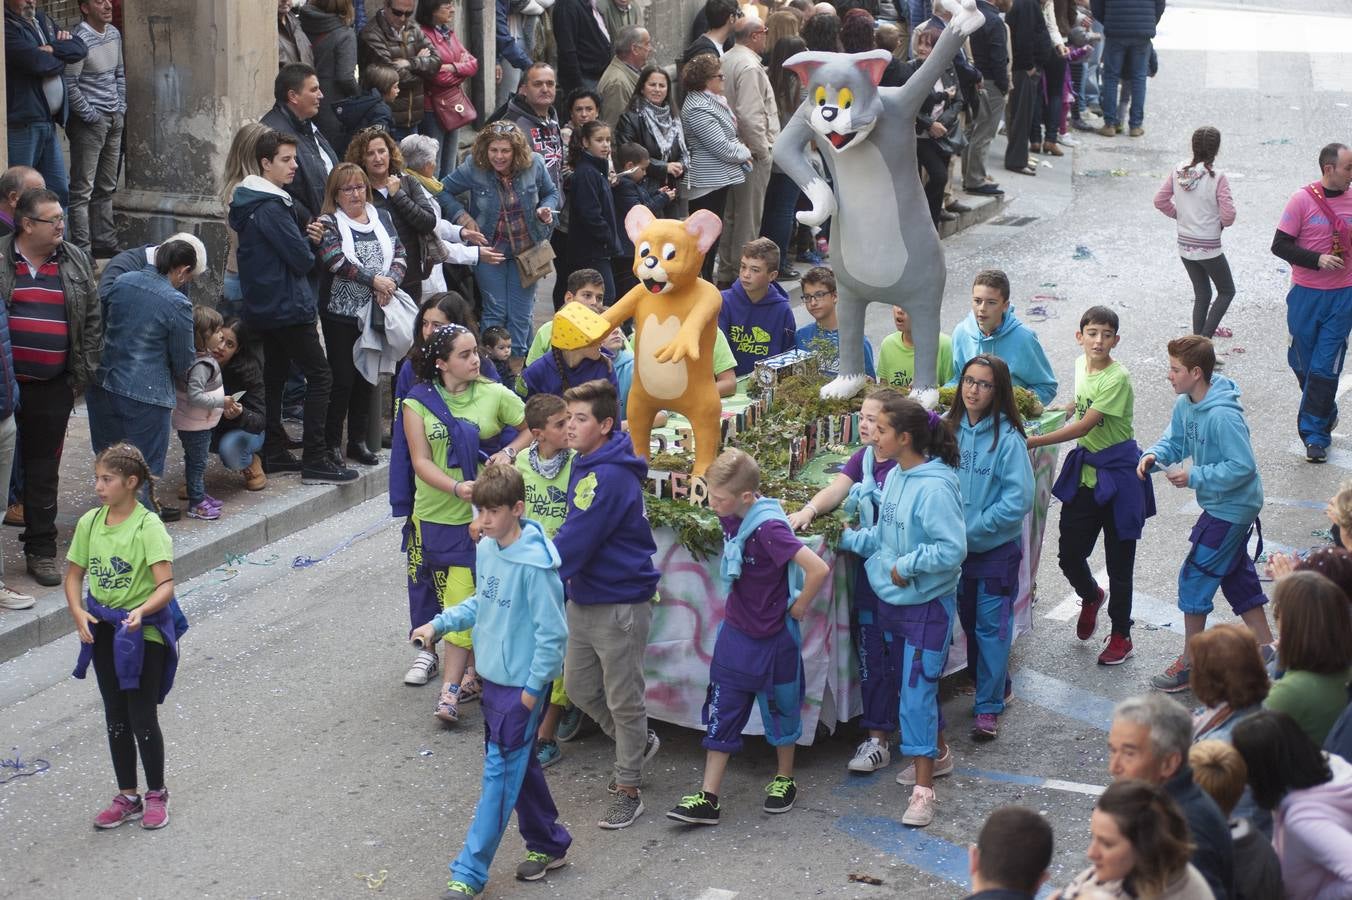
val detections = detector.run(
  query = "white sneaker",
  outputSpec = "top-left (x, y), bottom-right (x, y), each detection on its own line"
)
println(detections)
top-left (0, 584), bottom-right (35, 610)
top-left (895, 748), bottom-right (954, 785)
top-left (901, 786), bottom-right (937, 827)
top-left (846, 738), bottom-right (891, 773)
top-left (403, 650), bottom-right (438, 686)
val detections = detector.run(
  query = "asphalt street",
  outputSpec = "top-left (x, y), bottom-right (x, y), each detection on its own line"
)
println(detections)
top-left (5, 2), bottom-right (1352, 898)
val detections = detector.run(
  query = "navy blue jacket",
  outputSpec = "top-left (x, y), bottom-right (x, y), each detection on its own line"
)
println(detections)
top-left (1051, 438), bottom-right (1157, 541)
top-left (1165, 765), bottom-right (1235, 900)
top-left (568, 151), bottom-right (621, 260)
top-left (4, 8), bottom-right (86, 126)
top-left (969, 0), bottom-right (1011, 93)
top-left (228, 177), bottom-right (320, 331)
top-left (496, 0), bottom-right (532, 71)
top-left (332, 90), bottom-right (394, 158)
top-left (552, 0), bottom-right (611, 93)
top-left (261, 103), bottom-right (339, 223)
top-left (612, 176), bottom-right (669, 257)
top-left (1091, 0), bottom-right (1166, 39)
top-left (0, 298), bottom-right (19, 421)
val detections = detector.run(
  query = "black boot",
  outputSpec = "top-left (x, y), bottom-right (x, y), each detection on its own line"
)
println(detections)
top-left (346, 440), bottom-right (380, 466)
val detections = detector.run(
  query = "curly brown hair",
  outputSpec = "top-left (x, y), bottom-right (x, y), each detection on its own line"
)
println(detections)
top-left (472, 122), bottom-right (534, 176)
top-left (682, 53), bottom-right (723, 93)
top-left (344, 127), bottom-right (405, 175)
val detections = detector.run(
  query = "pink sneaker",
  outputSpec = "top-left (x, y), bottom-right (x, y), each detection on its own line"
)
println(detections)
top-left (141, 789), bottom-right (170, 829)
top-left (93, 793), bottom-right (143, 828)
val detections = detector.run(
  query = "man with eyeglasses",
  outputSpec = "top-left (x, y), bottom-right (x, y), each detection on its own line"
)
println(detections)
top-left (0, 188), bottom-right (101, 586)
top-left (358, 0), bottom-right (439, 138)
top-left (713, 16), bottom-right (778, 289)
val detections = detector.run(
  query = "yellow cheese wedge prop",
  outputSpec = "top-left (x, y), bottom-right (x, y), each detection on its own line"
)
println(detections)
top-left (551, 301), bottom-right (612, 350)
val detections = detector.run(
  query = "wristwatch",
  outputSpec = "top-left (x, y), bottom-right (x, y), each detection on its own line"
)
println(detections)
top-left (504, 446), bottom-right (518, 461)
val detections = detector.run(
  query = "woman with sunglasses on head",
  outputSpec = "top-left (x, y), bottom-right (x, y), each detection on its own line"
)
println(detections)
top-left (440, 121), bottom-right (559, 375)
top-left (945, 355), bottom-right (1034, 742)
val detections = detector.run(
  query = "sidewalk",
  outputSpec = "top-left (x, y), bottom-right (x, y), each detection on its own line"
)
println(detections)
top-left (0, 404), bottom-right (390, 663)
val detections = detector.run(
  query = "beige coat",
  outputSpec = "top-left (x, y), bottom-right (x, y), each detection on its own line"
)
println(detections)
top-left (720, 43), bottom-right (779, 160)
top-left (598, 57), bottom-right (640, 129)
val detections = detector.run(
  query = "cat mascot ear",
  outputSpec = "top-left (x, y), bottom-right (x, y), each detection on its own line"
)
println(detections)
top-left (784, 49), bottom-right (892, 88)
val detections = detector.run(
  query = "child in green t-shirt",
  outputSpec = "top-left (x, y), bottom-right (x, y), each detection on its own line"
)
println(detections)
top-left (517, 393), bottom-right (579, 769)
top-left (877, 305), bottom-right (953, 392)
top-left (66, 443), bottom-right (180, 831)
top-left (1028, 307), bottom-right (1155, 667)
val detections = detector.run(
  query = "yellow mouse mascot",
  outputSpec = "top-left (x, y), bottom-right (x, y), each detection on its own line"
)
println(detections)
top-left (602, 207), bottom-right (724, 477)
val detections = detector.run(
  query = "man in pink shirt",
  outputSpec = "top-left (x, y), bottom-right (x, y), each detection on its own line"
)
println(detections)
top-left (1271, 142), bottom-right (1352, 463)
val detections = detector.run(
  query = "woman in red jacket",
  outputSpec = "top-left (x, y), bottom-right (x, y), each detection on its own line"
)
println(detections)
top-left (418, 0), bottom-right (480, 177)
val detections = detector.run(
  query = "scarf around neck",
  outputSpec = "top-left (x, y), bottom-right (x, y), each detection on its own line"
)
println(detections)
top-left (408, 169), bottom-right (444, 196)
top-left (639, 98), bottom-right (685, 160)
top-left (335, 203), bottom-right (395, 275)
top-left (527, 442), bottom-right (569, 480)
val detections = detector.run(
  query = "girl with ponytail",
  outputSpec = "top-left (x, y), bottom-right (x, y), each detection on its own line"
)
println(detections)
top-left (516, 340), bottom-right (618, 402)
top-left (1154, 125), bottom-right (1236, 338)
top-left (398, 324), bottom-right (531, 723)
top-left (838, 396), bottom-right (966, 829)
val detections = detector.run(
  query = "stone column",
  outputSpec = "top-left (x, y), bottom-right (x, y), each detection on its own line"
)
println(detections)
top-left (114, 0), bottom-right (275, 298)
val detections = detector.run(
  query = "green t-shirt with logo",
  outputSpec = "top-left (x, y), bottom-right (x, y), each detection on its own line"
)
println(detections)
top-left (1075, 356), bottom-right (1134, 489)
top-left (402, 380), bottom-right (526, 524)
top-left (67, 505), bottom-right (175, 645)
top-left (516, 448), bottom-right (574, 537)
top-left (877, 332), bottom-right (954, 390)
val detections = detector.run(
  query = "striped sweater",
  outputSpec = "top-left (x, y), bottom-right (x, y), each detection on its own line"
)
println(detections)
top-left (680, 89), bottom-right (751, 196)
top-left (63, 21), bottom-right (125, 121)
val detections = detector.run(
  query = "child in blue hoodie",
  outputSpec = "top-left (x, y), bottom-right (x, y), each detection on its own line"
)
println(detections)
top-left (789, 387), bottom-right (902, 774)
top-left (1137, 336), bottom-right (1274, 694)
top-left (1028, 306), bottom-right (1155, 668)
top-left (411, 465), bottom-right (572, 898)
top-left (718, 238), bottom-right (798, 376)
top-left (839, 396), bottom-right (967, 828)
top-left (552, 379), bottom-right (662, 830)
top-left (948, 270), bottom-right (1059, 405)
top-left (945, 356), bottom-right (1034, 742)
top-left (667, 449), bottom-right (830, 826)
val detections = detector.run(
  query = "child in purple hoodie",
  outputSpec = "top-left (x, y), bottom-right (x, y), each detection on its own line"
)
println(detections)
top-left (552, 379), bottom-right (662, 831)
top-left (718, 238), bottom-right (798, 376)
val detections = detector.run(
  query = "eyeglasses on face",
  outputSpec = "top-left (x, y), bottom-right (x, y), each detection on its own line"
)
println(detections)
top-left (803, 290), bottom-right (834, 302)
top-left (28, 215), bottom-right (63, 226)
top-left (962, 376), bottom-right (995, 392)
top-left (387, 6), bottom-right (413, 18)
top-left (338, 184), bottom-right (367, 194)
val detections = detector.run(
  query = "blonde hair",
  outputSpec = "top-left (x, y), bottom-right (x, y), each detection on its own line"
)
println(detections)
top-left (1332, 479), bottom-right (1352, 533)
top-left (1188, 740), bottom-right (1248, 817)
top-left (706, 448), bottom-right (761, 495)
top-left (220, 121), bottom-right (270, 209)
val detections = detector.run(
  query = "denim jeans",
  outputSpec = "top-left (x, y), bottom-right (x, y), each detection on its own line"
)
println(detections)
top-left (217, 428), bottom-right (266, 470)
top-left (7, 120), bottom-right (70, 207)
top-left (178, 429), bottom-right (213, 505)
top-left (760, 170), bottom-right (801, 273)
top-left (66, 111), bottom-right (124, 253)
top-left (1101, 35), bottom-right (1151, 129)
top-left (477, 258), bottom-right (536, 358)
top-left (1079, 22), bottom-right (1105, 111)
top-left (85, 384), bottom-right (173, 510)
top-left (0, 415), bottom-right (15, 577)
top-left (420, 111), bottom-right (461, 178)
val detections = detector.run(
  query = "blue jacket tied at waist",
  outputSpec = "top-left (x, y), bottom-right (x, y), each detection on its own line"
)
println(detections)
top-left (72, 596), bottom-right (187, 703)
top-left (1052, 438), bottom-right (1157, 541)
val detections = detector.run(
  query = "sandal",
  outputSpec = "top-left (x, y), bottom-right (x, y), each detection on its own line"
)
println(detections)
top-left (435, 688), bottom-right (460, 724)
top-left (458, 673), bottom-right (483, 704)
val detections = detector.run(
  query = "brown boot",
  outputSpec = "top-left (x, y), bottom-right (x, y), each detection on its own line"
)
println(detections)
top-left (243, 454), bottom-right (267, 491)
top-left (3, 503), bottom-right (23, 527)
top-left (1042, 142), bottom-right (1064, 157)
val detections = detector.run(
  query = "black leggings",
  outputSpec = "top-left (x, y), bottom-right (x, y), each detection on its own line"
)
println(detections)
top-left (1180, 254), bottom-right (1236, 338)
top-left (93, 623), bottom-right (166, 791)
top-left (916, 140), bottom-right (950, 226)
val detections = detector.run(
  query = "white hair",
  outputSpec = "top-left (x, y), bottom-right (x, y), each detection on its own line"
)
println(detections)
top-left (165, 232), bottom-right (208, 276)
top-left (399, 134), bottom-right (440, 174)
top-left (1112, 694), bottom-right (1192, 765)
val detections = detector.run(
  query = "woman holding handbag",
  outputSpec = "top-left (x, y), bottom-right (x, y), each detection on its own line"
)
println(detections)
top-left (441, 122), bottom-right (559, 374)
top-left (316, 163), bottom-right (409, 468)
top-left (418, 0), bottom-right (479, 177)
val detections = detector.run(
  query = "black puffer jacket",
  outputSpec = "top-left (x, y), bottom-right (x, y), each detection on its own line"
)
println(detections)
top-left (1090, 0), bottom-right (1165, 39)
top-left (298, 5), bottom-right (359, 151)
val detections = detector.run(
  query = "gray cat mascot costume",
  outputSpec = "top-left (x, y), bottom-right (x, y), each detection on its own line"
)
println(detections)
top-left (772, 0), bottom-right (984, 402)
